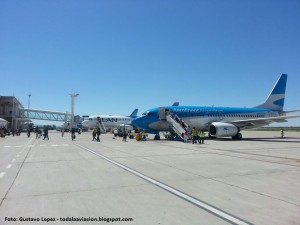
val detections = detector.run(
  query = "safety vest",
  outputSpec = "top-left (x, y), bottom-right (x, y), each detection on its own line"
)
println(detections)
top-left (200, 131), bottom-right (205, 138)
top-left (192, 129), bottom-right (197, 136)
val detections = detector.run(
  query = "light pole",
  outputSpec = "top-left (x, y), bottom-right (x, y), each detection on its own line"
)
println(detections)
top-left (27, 93), bottom-right (31, 117)
top-left (28, 93), bottom-right (31, 109)
top-left (70, 93), bottom-right (79, 129)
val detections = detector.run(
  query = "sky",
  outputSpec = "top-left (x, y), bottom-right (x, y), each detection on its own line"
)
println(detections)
top-left (1, 0), bottom-right (300, 126)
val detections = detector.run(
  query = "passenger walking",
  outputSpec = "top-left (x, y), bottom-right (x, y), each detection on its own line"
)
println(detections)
top-left (199, 130), bottom-right (205, 144)
top-left (71, 127), bottom-right (76, 141)
top-left (27, 128), bottom-right (31, 138)
top-left (61, 129), bottom-right (64, 137)
top-left (191, 127), bottom-right (197, 144)
top-left (96, 128), bottom-right (101, 142)
top-left (43, 128), bottom-right (49, 140)
top-left (92, 128), bottom-right (97, 141)
top-left (123, 130), bottom-right (128, 142)
top-left (281, 129), bottom-right (284, 138)
top-left (182, 129), bottom-right (188, 143)
top-left (35, 127), bottom-right (40, 139)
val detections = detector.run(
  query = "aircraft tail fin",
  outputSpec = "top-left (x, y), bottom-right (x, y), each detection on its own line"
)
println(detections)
top-left (129, 109), bottom-right (138, 118)
top-left (255, 74), bottom-right (287, 111)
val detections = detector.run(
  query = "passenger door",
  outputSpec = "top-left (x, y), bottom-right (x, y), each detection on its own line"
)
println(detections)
top-left (158, 107), bottom-right (166, 120)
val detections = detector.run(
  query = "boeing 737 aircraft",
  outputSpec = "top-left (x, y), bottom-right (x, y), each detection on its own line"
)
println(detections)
top-left (132, 74), bottom-right (300, 140)
top-left (82, 109), bottom-right (138, 131)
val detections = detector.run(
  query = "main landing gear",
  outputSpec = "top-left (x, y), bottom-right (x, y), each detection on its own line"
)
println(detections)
top-left (232, 133), bottom-right (242, 140)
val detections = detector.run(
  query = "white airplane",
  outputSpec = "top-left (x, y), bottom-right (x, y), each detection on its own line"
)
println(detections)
top-left (82, 109), bottom-right (138, 131)
top-left (132, 74), bottom-right (300, 140)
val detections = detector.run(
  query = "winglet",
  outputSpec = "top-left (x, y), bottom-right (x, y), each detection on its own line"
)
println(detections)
top-left (255, 74), bottom-right (287, 111)
top-left (129, 109), bottom-right (138, 118)
top-left (172, 102), bottom-right (179, 106)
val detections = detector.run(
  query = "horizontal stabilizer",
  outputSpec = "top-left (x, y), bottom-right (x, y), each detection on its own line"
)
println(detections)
top-left (281, 109), bottom-right (300, 114)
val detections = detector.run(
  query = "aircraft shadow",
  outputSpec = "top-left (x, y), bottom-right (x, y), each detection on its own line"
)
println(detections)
top-left (214, 137), bottom-right (300, 143)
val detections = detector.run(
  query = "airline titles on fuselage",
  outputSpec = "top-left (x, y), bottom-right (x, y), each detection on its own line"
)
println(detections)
top-left (90, 117), bottom-right (131, 123)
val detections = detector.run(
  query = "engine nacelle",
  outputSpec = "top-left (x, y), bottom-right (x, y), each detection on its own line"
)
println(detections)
top-left (209, 122), bottom-right (238, 138)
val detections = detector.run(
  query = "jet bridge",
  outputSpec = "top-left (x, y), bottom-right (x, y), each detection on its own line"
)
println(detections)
top-left (21, 108), bottom-right (72, 122)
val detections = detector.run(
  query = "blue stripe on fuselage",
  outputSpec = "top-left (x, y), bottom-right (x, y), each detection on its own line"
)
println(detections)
top-left (151, 106), bottom-right (272, 118)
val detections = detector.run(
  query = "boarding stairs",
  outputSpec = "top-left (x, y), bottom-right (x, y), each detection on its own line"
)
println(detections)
top-left (166, 114), bottom-right (189, 141)
top-left (97, 117), bottom-right (106, 133)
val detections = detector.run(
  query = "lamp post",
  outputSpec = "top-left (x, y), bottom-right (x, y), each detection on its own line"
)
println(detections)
top-left (27, 93), bottom-right (31, 118)
top-left (28, 93), bottom-right (31, 109)
top-left (70, 93), bottom-right (79, 129)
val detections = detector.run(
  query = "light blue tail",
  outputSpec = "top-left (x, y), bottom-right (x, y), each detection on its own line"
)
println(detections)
top-left (129, 109), bottom-right (138, 118)
top-left (255, 74), bottom-right (287, 111)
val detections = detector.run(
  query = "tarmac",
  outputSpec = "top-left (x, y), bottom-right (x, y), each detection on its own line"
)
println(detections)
top-left (0, 130), bottom-right (300, 225)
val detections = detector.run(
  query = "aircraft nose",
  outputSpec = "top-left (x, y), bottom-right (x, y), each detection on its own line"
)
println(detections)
top-left (82, 120), bottom-right (89, 127)
top-left (132, 117), bottom-right (146, 129)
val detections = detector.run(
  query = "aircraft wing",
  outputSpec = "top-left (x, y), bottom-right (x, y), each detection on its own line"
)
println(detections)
top-left (228, 115), bottom-right (300, 129)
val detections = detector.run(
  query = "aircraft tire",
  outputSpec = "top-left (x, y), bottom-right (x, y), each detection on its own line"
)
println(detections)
top-left (154, 134), bottom-right (160, 140)
top-left (232, 133), bottom-right (242, 140)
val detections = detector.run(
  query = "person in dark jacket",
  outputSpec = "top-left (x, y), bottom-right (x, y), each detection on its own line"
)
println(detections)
top-left (96, 128), bottom-right (101, 142)
top-left (71, 128), bottom-right (76, 141)
top-left (43, 128), bottom-right (49, 140)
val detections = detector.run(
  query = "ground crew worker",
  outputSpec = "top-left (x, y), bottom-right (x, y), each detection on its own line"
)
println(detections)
top-left (199, 130), bottom-right (205, 144)
top-left (191, 127), bottom-right (197, 144)
top-left (136, 132), bottom-right (142, 141)
top-left (197, 129), bottom-right (200, 143)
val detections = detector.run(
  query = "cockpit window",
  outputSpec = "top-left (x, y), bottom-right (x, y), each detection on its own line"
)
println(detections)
top-left (142, 112), bottom-right (155, 116)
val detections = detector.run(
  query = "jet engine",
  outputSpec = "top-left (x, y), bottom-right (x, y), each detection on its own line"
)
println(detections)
top-left (209, 122), bottom-right (239, 138)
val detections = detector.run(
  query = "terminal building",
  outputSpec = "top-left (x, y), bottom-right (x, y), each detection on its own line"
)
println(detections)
top-left (0, 96), bottom-right (29, 129)
top-left (0, 95), bottom-right (74, 130)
